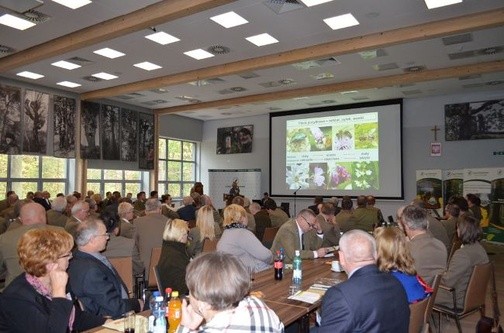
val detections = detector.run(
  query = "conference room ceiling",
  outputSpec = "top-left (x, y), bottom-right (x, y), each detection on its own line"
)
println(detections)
top-left (0, 0), bottom-right (503, 121)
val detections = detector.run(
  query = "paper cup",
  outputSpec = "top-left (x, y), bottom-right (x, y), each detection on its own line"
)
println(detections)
top-left (331, 260), bottom-right (342, 272)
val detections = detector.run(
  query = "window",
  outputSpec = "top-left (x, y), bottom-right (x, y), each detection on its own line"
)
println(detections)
top-left (86, 169), bottom-right (147, 196)
top-left (158, 138), bottom-right (197, 199)
top-left (0, 154), bottom-right (72, 197)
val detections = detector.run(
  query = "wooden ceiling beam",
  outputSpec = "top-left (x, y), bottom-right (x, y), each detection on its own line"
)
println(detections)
top-left (155, 60), bottom-right (504, 115)
top-left (81, 8), bottom-right (504, 101)
top-left (0, 0), bottom-right (235, 72)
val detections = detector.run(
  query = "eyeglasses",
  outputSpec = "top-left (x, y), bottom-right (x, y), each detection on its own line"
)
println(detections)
top-left (58, 252), bottom-right (73, 259)
top-left (95, 232), bottom-right (110, 238)
top-left (300, 215), bottom-right (315, 229)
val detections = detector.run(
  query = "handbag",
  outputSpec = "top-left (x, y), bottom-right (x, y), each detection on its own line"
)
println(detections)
top-left (476, 263), bottom-right (503, 333)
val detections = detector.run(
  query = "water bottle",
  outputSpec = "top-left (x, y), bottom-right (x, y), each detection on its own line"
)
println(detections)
top-left (167, 291), bottom-right (182, 333)
top-left (292, 250), bottom-right (302, 285)
top-left (151, 295), bottom-right (167, 333)
top-left (149, 291), bottom-right (161, 312)
top-left (274, 250), bottom-right (283, 280)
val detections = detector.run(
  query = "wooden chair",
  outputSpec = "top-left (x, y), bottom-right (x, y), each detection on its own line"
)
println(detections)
top-left (109, 256), bottom-right (134, 297)
top-left (447, 234), bottom-right (462, 264)
top-left (409, 296), bottom-right (429, 333)
top-left (147, 247), bottom-right (162, 289)
top-left (432, 262), bottom-right (492, 333)
top-left (424, 274), bottom-right (442, 330)
top-left (153, 265), bottom-right (163, 293)
top-left (262, 226), bottom-right (279, 249)
top-left (202, 238), bottom-right (218, 253)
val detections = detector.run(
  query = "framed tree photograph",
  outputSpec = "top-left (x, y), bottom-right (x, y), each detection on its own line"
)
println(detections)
top-left (80, 101), bottom-right (101, 159)
top-left (53, 95), bottom-right (76, 158)
top-left (120, 108), bottom-right (138, 162)
top-left (0, 85), bottom-right (22, 154)
top-left (101, 104), bottom-right (120, 160)
top-left (216, 125), bottom-right (254, 154)
top-left (138, 112), bottom-right (154, 169)
top-left (23, 90), bottom-right (49, 154)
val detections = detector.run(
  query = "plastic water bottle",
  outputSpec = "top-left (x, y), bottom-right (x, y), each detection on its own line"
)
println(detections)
top-left (167, 291), bottom-right (182, 333)
top-left (292, 250), bottom-right (302, 285)
top-left (274, 250), bottom-right (283, 280)
top-left (151, 295), bottom-right (167, 333)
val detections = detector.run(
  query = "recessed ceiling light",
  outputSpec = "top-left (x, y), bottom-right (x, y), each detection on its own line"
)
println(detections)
top-left (57, 81), bottom-right (81, 88)
top-left (245, 33), bottom-right (278, 47)
top-left (323, 13), bottom-right (359, 30)
top-left (51, 60), bottom-right (81, 70)
top-left (92, 72), bottom-right (118, 80)
top-left (145, 31), bottom-right (180, 45)
top-left (93, 48), bottom-right (125, 59)
top-left (0, 14), bottom-right (36, 30)
top-left (184, 49), bottom-right (214, 60)
top-left (52, 0), bottom-right (92, 10)
top-left (424, 0), bottom-right (462, 9)
top-left (17, 71), bottom-right (44, 80)
top-left (134, 61), bottom-right (162, 71)
top-left (210, 11), bottom-right (248, 28)
top-left (299, 0), bottom-right (334, 7)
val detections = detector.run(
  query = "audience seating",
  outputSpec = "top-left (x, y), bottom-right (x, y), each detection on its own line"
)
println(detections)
top-left (153, 265), bottom-right (163, 294)
top-left (147, 247), bottom-right (162, 289)
top-left (425, 274), bottom-right (442, 330)
top-left (432, 262), bottom-right (492, 333)
top-left (409, 296), bottom-right (429, 333)
top-left (202, 238), bottom-right (218, 253)
top-left (262, 226), bottom-right (280, 249)
top-left (447, 234), bottom-right (462, 263)
top-left (108, 256), bottom-right (134, 298)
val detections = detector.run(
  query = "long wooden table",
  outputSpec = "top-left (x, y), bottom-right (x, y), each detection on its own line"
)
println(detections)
top-left (252, 257), bottom-right (347, 331)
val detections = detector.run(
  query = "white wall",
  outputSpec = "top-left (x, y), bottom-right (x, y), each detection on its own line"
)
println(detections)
top-left (200, 90), bottom-right (504, 219)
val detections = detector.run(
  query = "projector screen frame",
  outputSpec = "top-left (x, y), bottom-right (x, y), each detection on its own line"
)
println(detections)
top-left (269, 99), bottom-right (404, 200)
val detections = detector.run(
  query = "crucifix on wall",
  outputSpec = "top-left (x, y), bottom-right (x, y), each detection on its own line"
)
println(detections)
top-left (430, 125), bottom-right (442, 157)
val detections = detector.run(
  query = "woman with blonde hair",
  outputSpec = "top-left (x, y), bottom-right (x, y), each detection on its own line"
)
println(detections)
top-left (375, 226), bottom-right (431, 303)
top-left (188, 205), bottom-right (222, 257)
top-left (157, 219), bottom-right (190, 294)
top-left (0, 228), bottom-right (106, 332)
top-left (217, 204), bottom-right (272, 273)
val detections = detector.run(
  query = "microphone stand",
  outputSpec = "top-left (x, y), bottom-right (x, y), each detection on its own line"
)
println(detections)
top-left (293, 186), bottom-right (301, 217)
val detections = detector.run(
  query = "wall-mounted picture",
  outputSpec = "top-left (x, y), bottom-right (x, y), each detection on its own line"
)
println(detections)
top-left (101, 104), bottom-right (120, 160)
top-left (53, 95), bottom-right (76, 158)
top-left (0, 85), bottom-right (22, 154)
top-left (23, 90), bottom-right (49, 154)
top-left (120, 108), bottom-right (138, 162)
top-left (216, 125), bottom-right (253, 154)
top-left (80, 101), bottom-right (101, 159)
top-left (445, 99), bottom-right (504, 141)
top-left (138, 112), bottom-right (154, 169)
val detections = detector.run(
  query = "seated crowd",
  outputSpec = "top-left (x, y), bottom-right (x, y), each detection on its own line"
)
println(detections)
top-left (0, 187), bottom-right (490, 332)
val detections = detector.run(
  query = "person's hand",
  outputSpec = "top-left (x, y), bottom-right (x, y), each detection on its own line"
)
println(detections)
top-left (49, 270), bottom-right (68, 298)
top-left (180, 298), bottom-right (204, 330)
top-left (316, 247), bottom-right (327, 258)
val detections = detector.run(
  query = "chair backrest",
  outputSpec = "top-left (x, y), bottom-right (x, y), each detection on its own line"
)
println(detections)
top-left (462, 262), bottom-right (492, 313)
top-left (262, 226), bottom-right (280, 248)
top-left (424, 274), bottom-right (442, 325)
top-left (147, 247), bottom-right (162, 288)
top-left (109, 256), bottom-right (134, 297)
top-left (202, 238), bottom-right (218, 253)
top-left (447, 233), bottom-right (462, 263)
top-left (153, 265), bottom-right (163, 293)
top-left (409, 296), bottom-right (429, 333)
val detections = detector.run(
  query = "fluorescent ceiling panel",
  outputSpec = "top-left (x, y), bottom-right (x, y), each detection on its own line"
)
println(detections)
top-left (424, 0), bottom-right (462, 9)
top-left (92, 72), bottom-right (118, 80)
top-left (93, 47), bottom-right (125, 59)
top-left (57, 81), bottom-right (81, 88)
top-left (145, 31), bottom-right (180, 45)
top-left (210, 11), bottom-right (248, 28)
top-left (0, 14), bottom-right (36, 30)
top-left (323, 13), bottom-right (359, 30)
top-left (17, 71), bottom-right (44, 79)
top-left (134, 61), bottom-right (162, 71)
top-left (299, 0), bottom-right (334, 7)
top-left (51, 60), bottom-right (81, 70)
top-left (246, 33), bottom-right (279, 47)
top-left (184, 49), bottom-right (215, 60)
top-left (52, 0), bottom-right (92, 9)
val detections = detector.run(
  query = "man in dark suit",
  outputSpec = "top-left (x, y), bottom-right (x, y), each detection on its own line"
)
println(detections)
top-left (318, 230), bottom-right (409, 333)
top-left (68, 217), bottom-right (142, 319)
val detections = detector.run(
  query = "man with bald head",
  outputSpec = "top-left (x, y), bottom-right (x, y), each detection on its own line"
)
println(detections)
top-left (318, 230), bottom-right (409, 332)
top-left (0, 202), bottom-right (60, 290)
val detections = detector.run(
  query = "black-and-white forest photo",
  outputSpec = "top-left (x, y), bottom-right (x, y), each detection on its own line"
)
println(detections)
top-left (138, 112), bottom-right (154, 169)
top-left (53, 95), bottom-right (76, 158)
top-left (120, 108), bottom-right (138, 162)
top-left (101, 104), bottom-right (120, 160)
top-left (23, 90), bottom-right (49, 154)
top-left (80, 101), bottom-right (101, 159)
top-left (0, 85), bottom-right (22, 154)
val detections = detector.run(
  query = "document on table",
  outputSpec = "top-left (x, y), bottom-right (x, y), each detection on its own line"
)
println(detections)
top-left (288, 290), bottom-right (321, 304)
top-left (102, 316), bottom-right (148, 332)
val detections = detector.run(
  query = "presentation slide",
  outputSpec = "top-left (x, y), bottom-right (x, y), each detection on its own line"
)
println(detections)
top-left (270, 99), bottom-right (403, 199)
